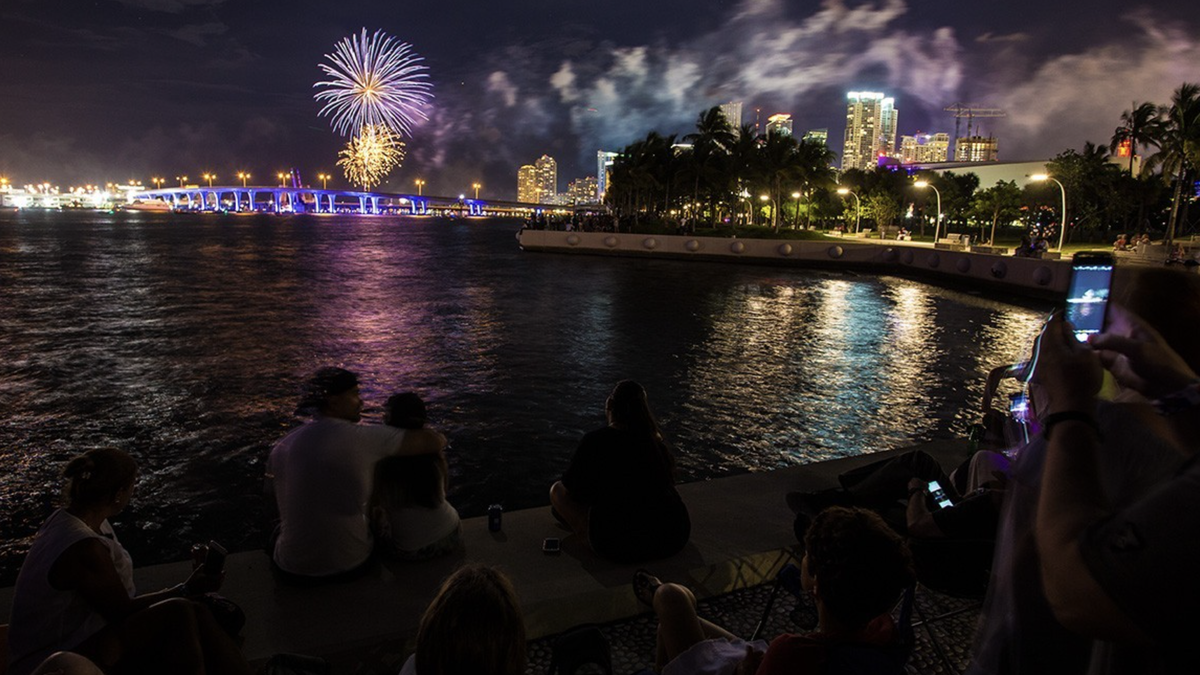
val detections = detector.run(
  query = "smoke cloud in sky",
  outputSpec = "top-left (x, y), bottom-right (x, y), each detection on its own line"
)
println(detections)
top-left (415, 0), bottom-right (1198, 190)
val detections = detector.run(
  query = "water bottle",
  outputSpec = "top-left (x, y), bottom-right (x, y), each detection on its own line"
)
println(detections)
top-left (488, 504), bottom-right (503, 532)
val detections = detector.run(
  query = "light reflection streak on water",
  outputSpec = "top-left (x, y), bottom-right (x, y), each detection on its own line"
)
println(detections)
top-left (0, 211), bottom-right (1050, 581)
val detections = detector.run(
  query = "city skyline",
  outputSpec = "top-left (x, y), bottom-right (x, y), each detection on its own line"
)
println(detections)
top-left (2, 0), bottom-right (1198, 199)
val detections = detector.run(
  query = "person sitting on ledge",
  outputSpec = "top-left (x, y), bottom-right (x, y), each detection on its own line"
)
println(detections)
top-left (7, 448), bottom-right (252, 675)
top-left (371, 392), bottom-right (460, 561)
top-left (265, 367), bottom-right (443, 585)
top-left (550, 380), bottom-right (691, 563)
top-left (635, 506), bottom-right (914, 675)
top-left (398, 564), bottom-right (526, 675)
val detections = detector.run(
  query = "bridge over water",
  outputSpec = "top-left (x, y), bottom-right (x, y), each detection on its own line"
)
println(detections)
top-left (127, 185), bottom-right (556, 217)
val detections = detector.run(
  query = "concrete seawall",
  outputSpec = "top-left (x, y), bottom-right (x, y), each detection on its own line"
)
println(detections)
top-left (518, 229), bottom-right (1071, 301)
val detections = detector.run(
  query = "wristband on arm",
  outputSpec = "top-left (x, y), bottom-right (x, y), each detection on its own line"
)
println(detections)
top-left (1041, 411), bottom-right (1101, 440)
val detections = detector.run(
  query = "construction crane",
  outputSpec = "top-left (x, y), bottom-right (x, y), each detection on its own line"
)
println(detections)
top-left (944, 103), bottom-right (1007, 141)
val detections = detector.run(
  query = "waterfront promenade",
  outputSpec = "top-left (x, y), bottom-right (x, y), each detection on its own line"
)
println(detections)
top-left (0, 441), bottom-right (974, 674)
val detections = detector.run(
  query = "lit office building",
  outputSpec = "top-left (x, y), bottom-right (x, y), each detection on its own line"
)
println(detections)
top-left (954, 136), bottom-right (999, 162)
top-left (899, 132), bottom-right (951, 164)
top-left (766, 113), bottom-right (793, 136)
top-left (534, 155), bottom-right (557, 204)
top-left (719, 101), bottom-right (743, 131)
top-left (517, 164), bottom-right (538, 203)
top-left (802, 129), bottom-right (829, 146)
top-left (567, 176), bottom-right (599, 205)
top-left (597, 150), bottom-right (619, 202)
top-left (841, 92), bottom-right (897, 170)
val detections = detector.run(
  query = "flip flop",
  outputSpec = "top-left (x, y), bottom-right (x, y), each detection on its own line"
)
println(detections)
top-left (632, 568), bottom-right (662, 607)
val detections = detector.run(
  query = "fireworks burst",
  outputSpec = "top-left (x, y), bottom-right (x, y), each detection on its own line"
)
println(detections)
top-left (315, 28), bottom-right (433, 138)
top-left (337, 124), bottom-right (406, 191)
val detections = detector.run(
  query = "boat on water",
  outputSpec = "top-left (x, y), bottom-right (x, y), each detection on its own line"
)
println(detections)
top-left (122, 199), bottom-right (174, 212)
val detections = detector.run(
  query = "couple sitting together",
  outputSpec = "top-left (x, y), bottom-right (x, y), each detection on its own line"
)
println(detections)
top-left (266, 368), bottom-right (461, 585)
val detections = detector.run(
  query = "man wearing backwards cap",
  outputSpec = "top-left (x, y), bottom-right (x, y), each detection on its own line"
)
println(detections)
top-left (266, 367), bottom-right (439, 583)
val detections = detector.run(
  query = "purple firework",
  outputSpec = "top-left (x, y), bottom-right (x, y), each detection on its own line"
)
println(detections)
top-left (314, 28), bottom-right (433, 137)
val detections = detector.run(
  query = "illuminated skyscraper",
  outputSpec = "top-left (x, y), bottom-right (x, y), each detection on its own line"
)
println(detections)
top-left (517, 164), bottom-right (538, 202)
top-left (803, 129), bottom-right (829, 146)
top-left (953, 136), bottom-right (999, 162)
top-left (766, 114), bottom-right (793, 136)
top-left (567, 176), bottom-right (599, 205)
top-left (899, 132), bottom-right (951, 164)
top-left (597, 150), bottom-right (619, 201)
top-left (534, 155), bottom-right (557, 204)
top-left (841, 92), bottom-right (897, 170)
top-left (719, 101), bottom-right (743, 131)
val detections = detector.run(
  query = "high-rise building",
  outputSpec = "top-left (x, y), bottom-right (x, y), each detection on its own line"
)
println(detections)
top-left (766, 114), bottom-right (793, 136)
top-left (899, 132), bottom-right (951, 164)
top-left (517, 164), bottom-right (538, 203)
top-left (719, 101), bottom-right (743, 131)
top-left (841, 92), bottom-right (898, 170)
top-left (802, 129), bottom-right (829, 146)
top-left (567, 176), bottom-right (599, 205)
top-left (953, 136), bottom-right (999, 162)
top-left (596, 150), bottom-right (619, 202)
top-left (534, 155), bottom-right (557, 204)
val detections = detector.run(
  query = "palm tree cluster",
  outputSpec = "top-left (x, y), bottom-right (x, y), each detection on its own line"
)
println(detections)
top-left (605, 107), bottom-right (837, 232)
top-left (1115, 83), bottom-right (1200, 246)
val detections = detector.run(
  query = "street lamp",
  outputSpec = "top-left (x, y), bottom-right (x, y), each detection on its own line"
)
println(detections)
top-left (913, 180), bottom-right (942, 242)
top-left (759, 194), bottom-right (770, 227)
top-left (237, 172), bottom-right (250, 188)
top-left (277, 172), bottom-right (287, 187)
top-left (152, 177), bottom-right (164, 190)
top-left (415, 179), bottom-right (425, 196)
top-left (791, 191), bottom-right (801, 229)
top-left (837, 187), bottom-right (861, 234)
top-left (202, 173), bottom-right (216, 187)
top-left (1030, 173), bottom-right (1067, 251)
top-left (318, 173), bottom-right (330, 190)
top-left (472, 182), bottom-right (481, 200)
top-left (176, 175), bottom-right (188, 187)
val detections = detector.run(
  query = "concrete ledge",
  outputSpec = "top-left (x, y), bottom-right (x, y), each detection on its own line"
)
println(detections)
top-left (518, 230), bottom-right (1068, 301)
top-left (0, 441), bottom-right (971, 671)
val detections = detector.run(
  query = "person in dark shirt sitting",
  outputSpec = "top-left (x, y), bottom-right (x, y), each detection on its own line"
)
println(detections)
top-left (549, 380), bottom-right (691, 562)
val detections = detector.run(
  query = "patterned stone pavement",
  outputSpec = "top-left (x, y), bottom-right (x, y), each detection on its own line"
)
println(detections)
top-left (524, 580), bottom-right (980, 675)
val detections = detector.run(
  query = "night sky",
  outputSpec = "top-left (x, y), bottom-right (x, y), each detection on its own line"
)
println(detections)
top-left (2, 0), bottom-right (1198, 199)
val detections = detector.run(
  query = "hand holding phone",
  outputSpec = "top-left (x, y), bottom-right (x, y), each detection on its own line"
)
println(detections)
top-left (927, 480), bottom-right (954, 510)
top-left (542, 537), bottom-right (561, 554)
top-left (202, 540), bottom-right (228, 575)
top-left (1064, 252), bottom-right (1114, 343)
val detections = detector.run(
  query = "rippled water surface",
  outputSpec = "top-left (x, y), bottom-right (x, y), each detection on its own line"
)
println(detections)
top-left (0, 210), bottom-right (1049, 582)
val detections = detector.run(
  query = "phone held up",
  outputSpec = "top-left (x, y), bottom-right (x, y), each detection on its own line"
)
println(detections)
top-left (542, 537), bottom-right (561, 554)
top-left (1063, 251), bottom-right (1115, 343)
top-left (927, 480), bottom-right (954, 510)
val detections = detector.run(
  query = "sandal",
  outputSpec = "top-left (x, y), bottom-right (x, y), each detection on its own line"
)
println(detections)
top-left (632, 568), bottom-right (662, 607)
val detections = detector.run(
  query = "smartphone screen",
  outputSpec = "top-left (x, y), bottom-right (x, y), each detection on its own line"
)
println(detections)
top-left (1064, 253), bottom-right (1114, 342)
top-left (542, 538), bottom-right (561, 553)
top-left (927, 480), bottom-right (953, 510)
top-left (1009, 392), bottom-right (1030, 423)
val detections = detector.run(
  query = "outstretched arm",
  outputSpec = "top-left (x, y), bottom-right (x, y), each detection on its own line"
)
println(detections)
top-left (1033, 312), bottom-right (1196, 641)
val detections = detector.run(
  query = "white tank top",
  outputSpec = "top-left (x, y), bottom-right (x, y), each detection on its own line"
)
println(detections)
top-left (7, 509), bottom-right (135, 675)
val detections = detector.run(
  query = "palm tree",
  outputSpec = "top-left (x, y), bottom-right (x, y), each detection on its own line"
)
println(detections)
top-left (1144, 83), bottom-right (1200, 246)
top-left (683, 107), bottom-right (736, 224)
top-left (1110, 102), bottom-right (1162, 175)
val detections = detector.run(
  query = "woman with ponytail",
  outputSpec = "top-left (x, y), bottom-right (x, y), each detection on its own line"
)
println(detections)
top-left (7, 448), bottom-right (252, 675)
top-left (550, 380), bottom-right (691, 562)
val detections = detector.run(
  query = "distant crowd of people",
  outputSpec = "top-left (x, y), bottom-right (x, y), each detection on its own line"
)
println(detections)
top-left (5, 266), bottom-right (1200, 674)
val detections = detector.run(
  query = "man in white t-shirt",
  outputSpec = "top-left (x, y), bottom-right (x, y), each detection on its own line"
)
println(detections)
top-left (266, 367), bottom-right (404, 583)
